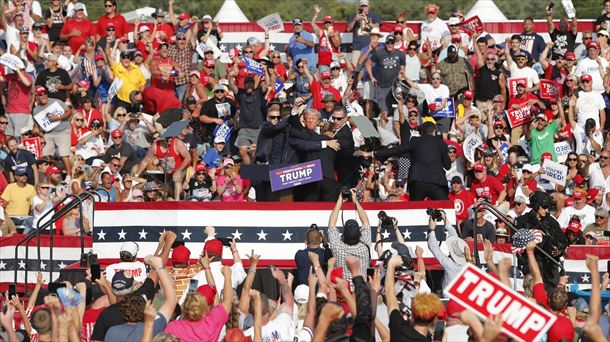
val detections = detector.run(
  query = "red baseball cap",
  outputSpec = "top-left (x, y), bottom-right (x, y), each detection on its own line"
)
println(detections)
top-left (394, 25), bottom-right (403, 33)
top-left (171, 245), bottom-right (191, 264)
top-left (46, 165), bottom-right (61, 175)
top-left (564, 197), bottom-right (574, 207)
top-left (178, 12), bottom-right (190, 20)
top-left (451, 33), bottom-right (462, 42)
top-left (572, 174), bottom-right (584, 185)
top-left (204, 59), bottom-right (215, 68)
top-left (203, 239), bottom-right (223, 257)
top-left (196, 284), bottom-right (217, 305)
top-left (196, 163), bottom-right (207, 172)
top-left (35, 86), bottom-right (47, 95)
top-left (463, 90), bottom-right (474, 99)
top-left (541, 152), bottom-right (553, 161)
top-left (426, 5), bottom-right (438, 14)
top-left (95, 53), bottom-right (105, 61)
top-left (565, 52), bottom-right (576, 60)
top-left (587, 188), bottom-right (600, 204)
top-left (321, 70), bottom-right (332, 80)
top-left (323, 16), bottom-right (333, 23)
top-left (111, 129), bottom-right (122, 138)
top-left (474, 163), bottom-right (486, 172)
top-left (581, 74), bottom-right (593, 82)
top-left (587, 41), bottom-right (600, 49)
top-left (567, 220), bottom-right (582, 233)
top-left (573, 189), bottom-right (586, 200)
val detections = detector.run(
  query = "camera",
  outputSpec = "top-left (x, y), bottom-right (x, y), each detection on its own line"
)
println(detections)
top-left (426, 208), bottom-right (444, 222)
top-left (378, 249), bottom-right (411, 272)
top-left (295, 32), bottom-right (300, 37)
top-left (218, 237), bottom-right (234, 247)
top-left (340, 186), bottom-right (352, 201)
top-left (377, 211), bottom-right (395, 231)
top-left (310, 223), bottom-right (319, 231)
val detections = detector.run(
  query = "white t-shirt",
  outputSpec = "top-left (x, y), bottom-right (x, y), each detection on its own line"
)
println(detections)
top-left (331, 72), bottom-right (348, 95)
top-left (104, 261), bottom-right (148, 283)
top-left (66, 2), bottom-right (88, 17)
top-left (589, 162), bottom-right (610, 193)
top-left (404, 54), bottom-right (421, 81)
top-left (31, 195), bottom-right (52, 230)
top-left (575, 57), bottom-right (609, 93)
top-left (576, 90), bottom-right (605, 129)
top-left (179, 261), bottom-right (246, 304)
top-left (244, 310), bottom-right (296, 342)
top-left (420, 18), bottom-right (449, 51)
top-left (573, 124), bottom-right (603, 155)
top-left (508, 64), bottom-right (540, 89)
top-left (557, 205), bottom-right (596, 229)
top-left (417, 83), bottom-right (450, 105)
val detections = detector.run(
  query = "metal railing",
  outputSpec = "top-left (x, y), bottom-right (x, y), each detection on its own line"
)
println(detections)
top-left (13, 191), bottom-right (101, 292)
top-left (472, 201), bottom-right (564, 270)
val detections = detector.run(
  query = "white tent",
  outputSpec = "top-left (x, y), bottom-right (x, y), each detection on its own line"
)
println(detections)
top-left (122, 6), bottom-right (157, 23)
top-left (215, 0), bottom-right (249, 23)
top-left (466, 0), bottom-right (508, 22)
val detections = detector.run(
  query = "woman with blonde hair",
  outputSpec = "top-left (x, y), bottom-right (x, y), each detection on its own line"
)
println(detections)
top-left (164, 266), bottom-right (233, 341)
top-left (106, 106), bottom-right (128, 133)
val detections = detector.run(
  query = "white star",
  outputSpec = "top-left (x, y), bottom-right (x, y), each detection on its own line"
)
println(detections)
top-left (231, 229), bottom-right (242, 241)
top-left (58, 262), bottom-right (67, 269)
top-left (481, 265), bottom-right (488, 272)
top-left (269, 44), bottom-right (276, 51)
top-left (257, 229), bottom-right (268, 241)
top-left (181, 229), bottom-right (192, 240)
top-left (40, 261), bottom-right (46, 270)
top-left (118, 229), bottom-right (127, 240)
top-left (282, 229), bottom-right (293, 241)
top-left (423, 231), bottom-right (429, 239)
top-left (581, 274), bottom-right (590, 283)
top-left (97, 229), bottom-right (106, 241)
top-left (381, 230), bottom-right (390, 239)
top-left (138, 229), bottom-right (148, 240)
top-left (402, 229), bottom-right (412, 240)
top-left (0, 261), bottom-right (5, 269)
top-left (220, 44), bottom-right (227, 52)
top-left (235, 44), bottom-right (242, 51)
top-left (18, 260), bottom-right (26, 269)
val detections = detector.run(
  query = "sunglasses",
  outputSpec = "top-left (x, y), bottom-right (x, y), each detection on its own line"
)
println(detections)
top-left (267, 116), bottom-right (280, 120)
top-left (474, 170), bottom-right (485, 173)
top-left (579, 159), bottom-right (588, 163)
top-left (583, 37), bottom-right (593, 40)
top-left (244, 50), bottom-right (254, 54)
top-left (332, 116), bottom-right (345, 121)
top-left (408, 47), bottom-right (417, 51)
top-left (331, 67), bottom-right (340, 70)
top-left (112, 135), bottom-right (122, 139)
top-left (205, 51), bottom-right (214, 54)
top-left (601, 156), bottom-right (610, 159)
top-left (111, 163), bottom-right (120, 167)
top-left (117, 113), bottom-right (126, 117)
top-left (177, 37), bottom-right (187, 41)
top-left (432, 77), bottom-right (441, 80)
top-left (214, 90), bottom-right (224, 93)
top-left (568, 158), bottom-right (577, 161)
top-left (75, 118), bottom-right (84, 122)
top-left (272, 55), bottom-right (281, 58)
top-left (486, 58), bottom-right (496, 61)
top-left (197, 171), bottom-right (206, 175)
top-left (596, 215), bottom-right (607, 219)
top-left (516, 57), bottom-right (527, 61)
top-left (408, 113), bottom-right (418, 117)
top-left (41, 186), bottom-right (51, 189)
top-left (105, 4), bottom-right (114, 7)
top-left (397, 21), bottom-right (405, 24)
top-left (324, 21), bottom-right (332, 24)
top-left (37, 92), bottom-right (47, 96)
top-left (582, 80), bottom-right (592, 83)
top-left (107, 28), bottom-right (115, 31)
top-left (0, 121), bottom-right (8, 125)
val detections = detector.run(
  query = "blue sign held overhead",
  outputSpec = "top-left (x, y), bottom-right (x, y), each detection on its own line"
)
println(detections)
top-left (269, 159), bottom-right (323, 192)
top-left (431, 97), bottom-right (456, 118)
top-left (243, 57), bottom-right (265, 76)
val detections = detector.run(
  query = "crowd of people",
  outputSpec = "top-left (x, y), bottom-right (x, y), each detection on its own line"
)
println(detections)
top-left (1, 0), bottom-right (610, 340)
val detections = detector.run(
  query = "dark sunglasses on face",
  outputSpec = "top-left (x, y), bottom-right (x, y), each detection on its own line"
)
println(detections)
top-left (214, 90), bottom-right (224, 94)
top-left (197, 171), bottom-right (206, 175)
top-left (331, 67), bottom-right (340, 70)
top-left (568, 158), bottom-right (577, 161)
top-left (596, 215), bottom-right (606, 219)
top-left (107, 28), bottom-right (115, 32)
top-left (600, 156), bottom-right (609, 159)
top-left (332, 116), bottom-right (345, 121)
top-left (397, 20), bottom-right (405, 24)
top-left (112, 135), bottom-right (121, 139)
top-left (582, 80), bottom-right (592, 83)
top-left (408, 47), bottom-right (417, 51)
top-left (244, 50), bottom-right (254, 54)
top-left (267, 116), bottom-right (280, 120)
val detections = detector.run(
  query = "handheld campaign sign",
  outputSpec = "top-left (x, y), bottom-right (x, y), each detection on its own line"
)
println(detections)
top-left (506, 103), bottom-right (532, 128)
top-left (507, 77), bottom-right (527, 98)
top-left (0, 53), bottom-right (25, 71)
top-left (243, 57), bottom-right (265, 76)
top-left (34, 101), bottom-right (64, 132)
top-left (445, 264), bottom-right (556, 342)
top-left (554, 141), bottom-right (571, 163)
top-left (540, 80), bottom-right (560, 101)
top-left (269, 160), bottom-right (323, 192)
top-left (22, 137), bottom-right (42, 159)
top-left (541, 159), bottom-right (568, 187)
top-left (431, 97), bottom-right (455, 118)
top-left (463, 133), bottom-right (483, 163)
top-left (562, 0), bottom-right (576, 19)
top-left (256, 13), bottom-right (284, 32)
top-left (456, 16), bottom-right (484, 34)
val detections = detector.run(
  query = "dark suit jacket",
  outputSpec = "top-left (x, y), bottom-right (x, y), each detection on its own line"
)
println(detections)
top-left (289, 126), bottom-right (336, 179)
top-left (375, 134), bottom-right (451, 186)
top-left (334, 124), bottom-right (357, 187)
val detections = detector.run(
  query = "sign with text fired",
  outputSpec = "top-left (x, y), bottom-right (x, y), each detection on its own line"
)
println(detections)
top-left (445, 264), bottom-right (556, 342)
top-left (269, 159), bottom-right (323, 192)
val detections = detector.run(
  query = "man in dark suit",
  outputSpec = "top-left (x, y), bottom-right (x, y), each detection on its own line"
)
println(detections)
top-left (331, 108), bottom-right (358, 189)
top-left (355, 121), bottom-right (450, 200)
top-left (289, 109), bottom-right (340, 201)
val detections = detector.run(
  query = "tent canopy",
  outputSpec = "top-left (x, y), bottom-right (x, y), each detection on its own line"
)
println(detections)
top-left (122, 6), bottom-right (157, 23)
top-left (466, 0), bottom-right (508, 22)
top-left (215, 0), bottom-right (249, 23)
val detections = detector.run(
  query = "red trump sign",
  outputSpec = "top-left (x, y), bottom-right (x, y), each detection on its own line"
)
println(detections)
top-left (445, 264), bottom-right (556, 342)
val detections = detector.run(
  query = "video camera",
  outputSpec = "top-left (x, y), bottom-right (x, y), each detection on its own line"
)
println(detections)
top-left (377, 211), bottom-right (395, 231)
top-left (426, 208), bottom-right (444, 222)
top-left (340, 186), bottom-right (352, 201)
top-left (217, 237), bottom-right (234, 247)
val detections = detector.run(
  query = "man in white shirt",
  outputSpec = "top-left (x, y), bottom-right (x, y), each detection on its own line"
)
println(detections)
top-left (404, 41), bottom-right (421, 81)
top-left (589, 150), bottom-right (610, 193)
top-left (179, 238), bottom-right (246, 304)
top-left (557, 188), bottom-right (596, 229)
top-left (504, 42), bottom-right (540, 93)
top-left (571, 73), bottom-right (606, 130)
top-left (420, 4), bottom-right (449, 52)
top-left (105, 241), bottom-right (148, 283)
top-left (575, 40), bottom-right (609, 93)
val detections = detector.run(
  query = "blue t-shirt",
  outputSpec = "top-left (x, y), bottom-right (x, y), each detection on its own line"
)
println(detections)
top-left (288, 31), bottom-right (317, 70)
top-left (203, 148), bottom-right (222, 168)
top-left (347, 12), bottom-right (382, 50)
top-left (104, 315), bottom-right (167, 342)
top-left (294, 247), bottom-right (327, 286)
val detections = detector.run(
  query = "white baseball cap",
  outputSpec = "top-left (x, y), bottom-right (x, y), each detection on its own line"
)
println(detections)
top-left (294, 284), bottom-right (309, 304)
top-left (120, 241), bottom-right (139, 257)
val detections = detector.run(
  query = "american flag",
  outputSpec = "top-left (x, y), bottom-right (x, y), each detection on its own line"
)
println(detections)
top-left (511, 229), bottom-right (544, 254)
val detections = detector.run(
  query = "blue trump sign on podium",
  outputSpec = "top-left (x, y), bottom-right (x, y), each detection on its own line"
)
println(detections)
top-left (269, 159), bottom-right (323, 192)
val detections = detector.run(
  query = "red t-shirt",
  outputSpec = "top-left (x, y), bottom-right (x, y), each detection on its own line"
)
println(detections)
top-left (471, 175), bottom-right (505, 203)
top-left (60, 18), bottom-right (94, 52)
top-left (5, 73), bottom-right (32, 114)
top-left (71, 126), bottom-right (90, 147)
top-left (311, 80), bottom-right (341, 110)
top-left (77, 108), bottom-right (104, 129)
top-left (497, 163), bottom-right (512, 180)
top-left (154, 23), bottom-right (175, 42)
top-left (448, 189), bottom-right (476, 222)
top-left (508, 92), bottom-right (539, 108)
top-left (151, 57), bottom-right (177, 93)
top-left (96, 14), bottom-right (129, 39)
top-left (81, 307), bottom-right (106, 342)
top-left (532, 283), bottom-right (574, 342)
top-left (142, 87), bottom-right (182, 114)
top-left (235, 61), bottom-right (258, 89)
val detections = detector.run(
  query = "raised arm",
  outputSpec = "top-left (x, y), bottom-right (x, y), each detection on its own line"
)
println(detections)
top-left (238, 250), bottom-right (259, 314)
top-left (144, 255), bottom-right (176, 321)
top-left (328, 194), bottom-right (343, 228)
top-left (271, 267), bottom-right (294, 316)
top-left (351, 188), bottom-right (370, 226)
top-left (384, 255), bottom-right (403, 313)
